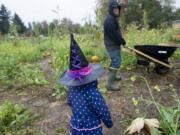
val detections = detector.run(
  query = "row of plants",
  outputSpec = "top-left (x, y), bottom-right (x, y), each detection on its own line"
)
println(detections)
top-left (0, 56), bottom-right (49, 89)
top-left (0, 101), bottom-right (45, 135)
top-left (0, 39), bottom-right (51, 89)
top-left (0, 25), bottom-right (179, 93)
top-left (52, 26), bottom-right (179, 96)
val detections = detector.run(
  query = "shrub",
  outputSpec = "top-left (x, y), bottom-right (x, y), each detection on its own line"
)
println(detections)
top-left (0, 101), bottom-right (44, 135)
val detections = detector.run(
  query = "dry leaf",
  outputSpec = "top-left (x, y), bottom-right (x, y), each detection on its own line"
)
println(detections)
top-left (125, 118), bottom-right (160, 134)
top-left (125, 117), bottom-right (144, 134)
top-left (144, 118), bottom-right (160, 129)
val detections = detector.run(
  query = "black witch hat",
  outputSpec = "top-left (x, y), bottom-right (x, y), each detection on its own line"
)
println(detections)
top-left (69, 34), bottom-right (89, 70)
top-left (60, 34), bottom-right (105, 86)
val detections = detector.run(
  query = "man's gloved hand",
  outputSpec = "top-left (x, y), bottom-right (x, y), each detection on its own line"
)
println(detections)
top-left (121, 38), bottom-right (126, 46)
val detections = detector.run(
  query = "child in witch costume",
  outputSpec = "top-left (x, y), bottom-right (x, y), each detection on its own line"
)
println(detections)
top-left (60, 34), bottom-right (113, 135)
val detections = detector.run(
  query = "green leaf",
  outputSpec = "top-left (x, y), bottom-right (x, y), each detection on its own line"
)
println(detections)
top-left (154, 85), bottom-right (161, 92)
top-left (150, 128), bottom-right (161, 135)
top-left (132, 97), bottom-right (139, 106)
top-left (56, 127), bottom-right (65, 133)
top-left (177, 130), bottom-right (180, 135)
top-left (159, 106), bottom-right (177, 133)
top-left (161, 108), bottom-right (173, 124)
top-left (130, 75), bottom-right (136, 82)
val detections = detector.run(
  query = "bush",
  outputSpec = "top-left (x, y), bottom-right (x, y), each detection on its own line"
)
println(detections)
top-left (0, 55), bottom-right (20, 80)
top-left (0, 55), bottom-right (48, 88)
top-left (0, 101), bottom-right (44, 135)
top-left (17, 64), bottom-right (49, 86)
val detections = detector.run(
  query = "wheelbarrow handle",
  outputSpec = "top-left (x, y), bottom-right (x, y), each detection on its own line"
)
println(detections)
top-left (123, 46), bottom-right (173, 69)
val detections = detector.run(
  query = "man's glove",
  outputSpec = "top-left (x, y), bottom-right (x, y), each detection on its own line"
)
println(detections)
top-left (121, 38), bottom-right (126, 46)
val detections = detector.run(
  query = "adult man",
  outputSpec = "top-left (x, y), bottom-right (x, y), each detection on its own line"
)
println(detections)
top-left (104, 0), bottom-right (126, 91)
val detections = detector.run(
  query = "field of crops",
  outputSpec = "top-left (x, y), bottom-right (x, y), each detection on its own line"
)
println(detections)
top-left (0, 26), bottom-right (179, 135)
top-left (0, 26), bottom-right (179, 90)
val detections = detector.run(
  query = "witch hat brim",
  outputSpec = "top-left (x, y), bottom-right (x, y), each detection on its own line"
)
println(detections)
top-left (60, 34), bottom-right (105, 87)
top-left (60, 63), bottom-right (105, 86)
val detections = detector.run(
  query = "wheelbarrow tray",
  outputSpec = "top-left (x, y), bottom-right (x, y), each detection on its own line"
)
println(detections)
top-left (132, 45), bottom-right (178, 74)
top-left (134, 45), bottom-right (178, 61)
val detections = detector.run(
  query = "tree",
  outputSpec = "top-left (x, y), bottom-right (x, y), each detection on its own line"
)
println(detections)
top-left (33, 22), bottom-right (42, 36)
top-left (23, 22), bottom-right (33, 36)
top-left (123, 0), bottom-right (144, 27)
top-left (71, 23), bottom-right (81, 33)
top-left (125, 0), bottom-right (176, 28)
top-left (95, 0), bottom-right (177, 29)
top-left (95, 0), bottom-right (128, 28)
top-left (143, 10), bottom-right (149, 29)
top-left (174, 8), bottom-right (180, 20)
top-left (9, 23), bottom-right (18, 36)
top-left (59, 18), bottom-right (81, 34)
top-left (48, 22), bottom-right (56, 35)
top-left (41, 21), bottom-right (48, 35)
top-left (12, 13), bottom-right (26, 34)
top-left (0, 4), bottom-right (10, 34)
top-left (142, 0), bottom-right (162, 28)
top-left (160, 0), bottom-right (175, 26)
top-left (28, 22), bottom-right (32, 31)
top-left (95, 0), bottom-right (109, 28)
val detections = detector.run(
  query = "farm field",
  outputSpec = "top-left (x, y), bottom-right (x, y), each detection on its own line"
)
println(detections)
top-left (0, 27), bottom-right (180, 135)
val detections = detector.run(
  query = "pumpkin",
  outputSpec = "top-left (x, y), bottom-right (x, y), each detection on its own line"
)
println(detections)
top-left (91, 55), bottom-right (100, 63)
top-left (176, 34), bottom-right (180, 39)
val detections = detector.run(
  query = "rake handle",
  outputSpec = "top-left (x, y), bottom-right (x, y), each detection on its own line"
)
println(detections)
top-left (124, 46), bottom-right (173, 69)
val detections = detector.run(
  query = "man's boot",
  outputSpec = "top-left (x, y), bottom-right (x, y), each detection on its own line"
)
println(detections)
top-left (106, 69), bottom-right (120, 91)
top-left (115, 71), bottom-right (122, 81)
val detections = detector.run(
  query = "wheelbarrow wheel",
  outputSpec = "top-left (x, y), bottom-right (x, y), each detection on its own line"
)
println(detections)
top-left (155, 60), bottom-right (170, 74)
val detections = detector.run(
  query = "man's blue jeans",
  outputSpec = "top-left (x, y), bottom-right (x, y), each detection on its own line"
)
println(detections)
top-left (107, 49), bottom-right (121, 69)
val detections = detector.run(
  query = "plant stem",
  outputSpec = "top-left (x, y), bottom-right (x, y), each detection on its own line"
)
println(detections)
top-left (139, 76), bottom-right (161, 113)
top-left (175, 93), bottom-right (180, 134)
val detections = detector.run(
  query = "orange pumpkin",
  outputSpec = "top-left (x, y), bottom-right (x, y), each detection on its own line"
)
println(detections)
top-left (91, 56), bottom-right (100, 63)
top-left (176, 34), bottom-right (180, 39)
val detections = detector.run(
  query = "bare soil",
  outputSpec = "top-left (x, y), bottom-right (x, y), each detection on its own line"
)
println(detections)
top-left (0, 58), bottom-right (179, 135)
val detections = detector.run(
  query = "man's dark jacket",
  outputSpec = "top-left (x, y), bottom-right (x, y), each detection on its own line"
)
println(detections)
top-left (104, 1), bottom-right (126, 52)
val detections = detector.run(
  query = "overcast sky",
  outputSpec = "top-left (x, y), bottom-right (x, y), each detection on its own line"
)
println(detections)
top-left (0, 0), bottom-right (180, 25)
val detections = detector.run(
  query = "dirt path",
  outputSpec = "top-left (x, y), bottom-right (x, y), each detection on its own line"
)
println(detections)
top-left (0, 58), bottom-right (70, 134)
top-left (0, 58), bottom-right (179, 135)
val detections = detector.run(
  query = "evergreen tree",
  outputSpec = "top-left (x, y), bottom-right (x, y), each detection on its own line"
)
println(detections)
top-left (12, 13), bottom-right (26, 34)
top-left (0, 4), bottom-right (10, 34)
